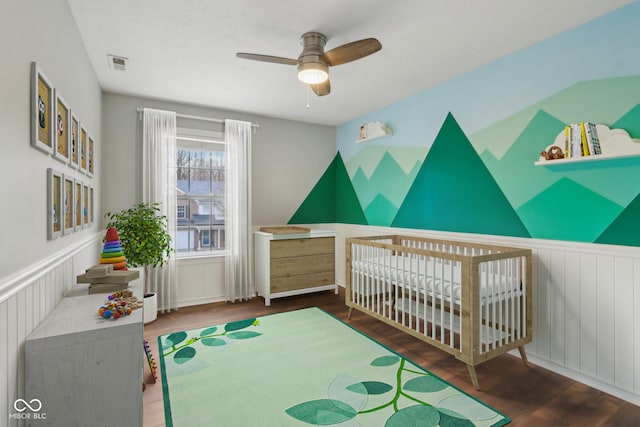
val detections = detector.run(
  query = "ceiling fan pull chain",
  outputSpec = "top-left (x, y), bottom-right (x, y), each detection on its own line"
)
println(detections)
top-left (306, 86), bottom-right (311, 109)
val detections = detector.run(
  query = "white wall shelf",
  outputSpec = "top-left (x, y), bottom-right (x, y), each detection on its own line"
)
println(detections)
top-left (356, 121), bottom-right (392, 143)
top-left (535, 124), bottom-right (640, 166)
top-left (534, 151), bottom-right (640, 166)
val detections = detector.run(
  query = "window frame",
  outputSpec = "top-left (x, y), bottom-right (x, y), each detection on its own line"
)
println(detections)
top-left (175, 127), bottom-right (226, 259)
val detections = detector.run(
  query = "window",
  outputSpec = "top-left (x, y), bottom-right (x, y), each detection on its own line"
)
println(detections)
top-left (177, 204), bottom-right (187, 219)
top-left (175, 128), bottom-right (225, 256)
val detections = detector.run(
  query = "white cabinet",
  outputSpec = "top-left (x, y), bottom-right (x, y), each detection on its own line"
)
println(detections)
top-left (254, 230), bottom-right (337, 305)
top-left (24, 281), bottom-right (143, 426)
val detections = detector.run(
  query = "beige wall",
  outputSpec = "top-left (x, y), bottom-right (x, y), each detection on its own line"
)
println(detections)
top-left (0, 0), bottom-right (102, 280)
top-left (101, 92), bottom-right (336, 305)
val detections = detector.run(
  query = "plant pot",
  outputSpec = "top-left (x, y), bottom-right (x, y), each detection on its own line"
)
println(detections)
top-left (143, 292), bottom-right (158, 324)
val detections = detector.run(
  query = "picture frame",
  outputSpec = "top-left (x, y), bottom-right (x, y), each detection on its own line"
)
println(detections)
top-left (74, 180), bottom-right (83, 231)
top-left (53, 90), bottom-right (71, 164)
top-left (63, 175), bottom-right (75, 234)
top-left (70, 114), bottom-right (80, 168)
top-left (47, 168), bottom-right (63, 239)
top-left (82, 182), bottom-right (90, 228)
top-left (79, 125), bottom-right (88, 174)
top-left (31, 62), bottom-right (55, 154)
top-left (87, 134), bottom-right (95, 177)
top-left (89, 186), bottom-right (94, 224)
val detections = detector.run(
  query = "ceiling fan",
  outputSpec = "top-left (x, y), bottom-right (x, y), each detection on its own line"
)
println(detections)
top-left (236, 32), bottom-right (382, 96)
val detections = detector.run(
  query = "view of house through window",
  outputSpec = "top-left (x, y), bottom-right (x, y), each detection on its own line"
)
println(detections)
top-left (175, 129), bottom-right (225, 255)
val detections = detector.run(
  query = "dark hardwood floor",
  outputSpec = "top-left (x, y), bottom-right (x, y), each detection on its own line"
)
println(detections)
top-left (142, 289), bottom-right (640, 426)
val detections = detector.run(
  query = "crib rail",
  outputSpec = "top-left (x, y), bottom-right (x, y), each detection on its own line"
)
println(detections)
top-left (345, 235), bottom-right (532, 383)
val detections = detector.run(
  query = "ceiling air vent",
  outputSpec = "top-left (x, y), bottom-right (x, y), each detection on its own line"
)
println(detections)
top-left (107, 54), bottom-right (128, 71)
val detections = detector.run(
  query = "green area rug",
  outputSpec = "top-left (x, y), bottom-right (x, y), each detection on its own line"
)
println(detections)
top-left (159, 307), bottom-right (509, 426)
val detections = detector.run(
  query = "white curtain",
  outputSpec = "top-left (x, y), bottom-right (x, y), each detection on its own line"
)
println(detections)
top-left (224, 119), bottom-right (253, 302)
top-left (142, 108), bottom-right (177, 312)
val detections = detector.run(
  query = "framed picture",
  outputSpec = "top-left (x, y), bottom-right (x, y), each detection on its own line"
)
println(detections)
top-left (70, 114), bottom-right (80, 168)
top-left (74, 180), bottom-right (83, 231)
top-left (89, 186), bottom-right (94, 224)
top-left (87, 134), bottom-right (95, 177)
top-left (47, 168), bottom-right (63, 239)
top-left (53, 90), bottom-right (70, 163)
top-left (31, 62), bottom-right (54, 154)
top-left (63, 175), bottom-right (75, 234)
top-left (80, 125), bottom-right (87, 174)
top-left (82, 182), bottom-right (90, 228)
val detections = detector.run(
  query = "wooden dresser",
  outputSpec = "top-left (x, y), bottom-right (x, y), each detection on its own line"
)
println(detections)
top-left (254, 229), bottom-right (337, 305)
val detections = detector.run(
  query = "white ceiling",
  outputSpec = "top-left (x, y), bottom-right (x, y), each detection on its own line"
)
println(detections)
top-left (67, 0), bottom-right (634, 126)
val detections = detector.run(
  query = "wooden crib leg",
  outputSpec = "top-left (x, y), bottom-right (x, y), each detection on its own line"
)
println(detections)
top-left (467, 364), bottom-right (480, 390)
top-left (347, 307), bottom-right (353, 320)
top-left (518, 346), bottom-right (530, 367)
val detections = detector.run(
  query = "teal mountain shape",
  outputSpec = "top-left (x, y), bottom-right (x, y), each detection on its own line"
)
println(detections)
top-left (364, 194), bottom-right (398, 227)
top-left (471, 75), bottom-right (640, 160)
top-left (595, 191), bottom-right (640, 246)
top-left (352, 151), bottom-right (420, 225)
top-left (612, 103), bottom-right (640, 138)
top-left (516, 177), bottom-right (622, 242)
top-left (289, 152), bottom-right (367, 225)
top-left (480, 109), bottom-right (567, 209)
top-left (392, 112), bottom-right (530, 237)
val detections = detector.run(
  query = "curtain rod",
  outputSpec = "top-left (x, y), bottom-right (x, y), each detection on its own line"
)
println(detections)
top-left (136, 107), bottom-right (259, 128)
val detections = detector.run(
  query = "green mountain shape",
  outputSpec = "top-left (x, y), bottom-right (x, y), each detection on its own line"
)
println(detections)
top-left (351, 166), bottom-right (372, 208)
top-left (516, 177), bottom-right (623, 242)
top-left (595, 191), bottom-right (640, 246)
top-left (392, 113), bottom-right (530, 237)
top-left (368, 151), bottom-right (415, 208)
top-left (364, 194), bottom-right (398, 227)
top-left (471, 74), bottom-right (640, 160)
top-left (612, 103), bottom-right (640, 138)
top-left (289, 152), bottom-right (367, 225)
top-left (408, 160), bottom-right (421, 180)
top-left (483, 104), bottom-right (640, 209)
top-left (484, 109), bottom-right (567, 209)
top-left (345, 145), bottom-right (428, 179)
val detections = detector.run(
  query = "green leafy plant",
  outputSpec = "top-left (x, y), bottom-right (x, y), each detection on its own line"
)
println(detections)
top-left (285, 354), bottom-right (480, 426)
top-left (162, 318), bottom-right (261, 364)
top-left (104, 202), bottom-right (173, 294)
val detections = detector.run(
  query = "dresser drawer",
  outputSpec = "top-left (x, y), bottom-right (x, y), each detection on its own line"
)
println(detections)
top-left (270, 253), bottom-right (334, 278)
top-left (270, 236), bottom-right (334, 258)
top-left (270, 271), bottom-right (335, 293)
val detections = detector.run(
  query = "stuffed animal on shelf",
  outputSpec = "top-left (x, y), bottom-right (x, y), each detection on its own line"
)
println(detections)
top-left (540, 145), bottom-right (565, 160)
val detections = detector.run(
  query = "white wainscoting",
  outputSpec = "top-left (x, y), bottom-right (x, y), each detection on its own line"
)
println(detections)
top-left (0, 233), bottom-right (101, 427)
top-left (333, 223), bottom-right (640, 405)
top-left (175, 255), bottom-right (226, 307)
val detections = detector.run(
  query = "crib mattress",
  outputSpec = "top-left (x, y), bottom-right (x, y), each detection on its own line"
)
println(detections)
top-left (351, 255), bottom-right (521, 303)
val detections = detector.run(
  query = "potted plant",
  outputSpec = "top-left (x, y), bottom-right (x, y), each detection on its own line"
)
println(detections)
top-left (104, 202), bottom-right (173, 323)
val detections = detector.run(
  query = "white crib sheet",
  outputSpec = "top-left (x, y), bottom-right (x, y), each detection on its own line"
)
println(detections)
top-left (351, 255), bottom-right (520, 303)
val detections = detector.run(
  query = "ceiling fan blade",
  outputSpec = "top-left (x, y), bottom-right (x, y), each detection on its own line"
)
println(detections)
top-left (236, 53), bottom-right (298, 66)
top-left (323, 38), bottom-right (381, 66)
top-left (310, 79), bottom-right (331, 96)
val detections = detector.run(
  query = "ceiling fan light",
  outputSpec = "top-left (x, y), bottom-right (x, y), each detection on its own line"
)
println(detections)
top-left (297, 62), bottom-right (329, 84)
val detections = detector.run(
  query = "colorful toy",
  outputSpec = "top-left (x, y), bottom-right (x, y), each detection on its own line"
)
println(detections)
top-left (99, 227), bottom-right (128, 270)
top-left (143, 340), bottom-right (158, 383)
top-left (97, 291), bottom-right (142, 320)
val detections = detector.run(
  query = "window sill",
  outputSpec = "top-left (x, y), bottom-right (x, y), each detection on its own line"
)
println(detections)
top-left (176, 252), bottom-right (228, 261)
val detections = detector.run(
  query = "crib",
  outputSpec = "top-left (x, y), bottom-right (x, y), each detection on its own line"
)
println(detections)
top-left (346, 235), bottom-right (532, 389)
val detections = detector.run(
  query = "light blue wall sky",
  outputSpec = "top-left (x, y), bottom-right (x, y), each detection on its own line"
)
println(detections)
top-left (337, 1), bottom-right (640, 161)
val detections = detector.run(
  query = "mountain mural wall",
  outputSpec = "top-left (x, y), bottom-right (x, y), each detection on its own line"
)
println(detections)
top-left (290, 3), bottom-right (640, 247)
top-left (289, 95), bottom-right (640, 246)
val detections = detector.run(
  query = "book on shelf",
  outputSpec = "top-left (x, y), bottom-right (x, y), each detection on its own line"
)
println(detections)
top-left (563, 122), bottom-right (601, 159)
top-left (584, 122), bottom-right (602, 155)
top-left (570, 123), bottom-right (582, 158)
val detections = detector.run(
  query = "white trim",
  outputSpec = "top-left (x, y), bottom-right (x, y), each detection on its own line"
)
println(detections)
top-left (137, 107), bottom-right (259, 129)
top-left (0, 232), bottom-right (101, 304)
